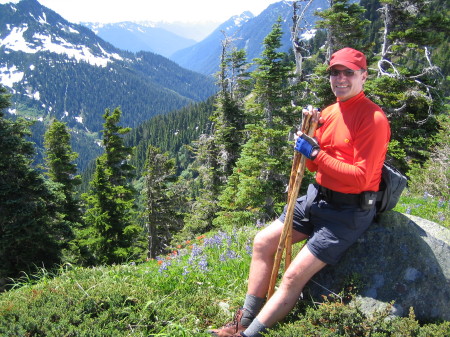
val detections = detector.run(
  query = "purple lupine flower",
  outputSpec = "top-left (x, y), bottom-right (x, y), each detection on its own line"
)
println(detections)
top-left (226, 249), bottom-right (240, 259)
top-left (158, 261), bottom-right (170, 273)
top-left (204, 235), bottom-right (221, 247)
top-left (190, 244), bottom-right (203, 258)
top-left (198, 256), bottom-right (208, 271)
top-left (245, 243), bottom-right (253, 256)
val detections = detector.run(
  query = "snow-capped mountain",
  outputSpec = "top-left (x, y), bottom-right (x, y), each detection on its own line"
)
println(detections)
top-left (82, 21), bottom-right (197, 58)
top-left (170, 11), bottom-right (256, 75)
top-left (0, 0), bottom-right (216, 169)
top-left (171, 1), bottom-right (328, 75)
top-left (0, 0), bottom-right (126, 67)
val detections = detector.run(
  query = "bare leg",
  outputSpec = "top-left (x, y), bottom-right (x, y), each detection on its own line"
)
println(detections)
top-left (247, 219), bottom-right (309, 298)
top-left (256, 245), bottom-right (326, 327)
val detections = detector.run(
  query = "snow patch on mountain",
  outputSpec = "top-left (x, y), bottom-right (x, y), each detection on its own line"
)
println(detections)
top-left (0, 64), bottom-right (24, 87)
top-left (0, 24), bottom-right (123, 68)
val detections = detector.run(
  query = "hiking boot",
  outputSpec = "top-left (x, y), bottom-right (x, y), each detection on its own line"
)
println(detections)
top-left (209, 308), bottom-right (253, 337)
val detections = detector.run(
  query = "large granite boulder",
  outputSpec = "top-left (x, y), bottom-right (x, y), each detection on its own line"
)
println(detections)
top-left (304, 212), bottom-right (450, 322)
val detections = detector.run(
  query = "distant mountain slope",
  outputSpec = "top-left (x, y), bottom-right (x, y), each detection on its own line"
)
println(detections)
top-left (0, 0), bottom-right (217, 169)
top-left (171, 1), bottom-right (329, 75)
top-left (83, 22), bottom-right (197, 57)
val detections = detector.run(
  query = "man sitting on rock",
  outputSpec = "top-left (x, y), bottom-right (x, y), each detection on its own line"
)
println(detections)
top-left (209, 47), bottom-right (391, 337)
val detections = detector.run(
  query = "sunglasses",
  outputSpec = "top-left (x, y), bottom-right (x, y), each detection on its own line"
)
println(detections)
top-left (329, 69), bottom-right (364, 77)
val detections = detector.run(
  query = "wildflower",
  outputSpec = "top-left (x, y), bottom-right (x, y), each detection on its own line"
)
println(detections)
top-left (190, 244), bottom-right (203, 258)
top-left (226, 249), bottom-right (240, 259)
top-left (245, 243), bottom-right (253, 256)
top-left (198, 256), bottom-right (208, 271)
top-left (205, 231), bottom-right (232, 248)
top-left (204, 234), bottom-right (222, 247)
top-left (182, 266), bottom-right (190, 276)
top-left (406, 207), bottom-right (411, 214)
top-left (158, 261), bottom-right (170, 273)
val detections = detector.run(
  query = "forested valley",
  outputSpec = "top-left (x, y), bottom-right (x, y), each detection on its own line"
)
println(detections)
top-left (1, 0), bottom-right (449, 285)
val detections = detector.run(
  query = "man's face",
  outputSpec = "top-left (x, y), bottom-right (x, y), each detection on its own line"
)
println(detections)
top-left (329, 65), bottom-right (367, 101)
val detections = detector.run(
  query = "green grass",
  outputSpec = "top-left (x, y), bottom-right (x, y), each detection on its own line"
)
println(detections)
top-left (0, 195), bottom-right (449, 336)
top-left (0, 228), bottom-right (256, 336)
top-left (395, 191), bottom-right (449, 229)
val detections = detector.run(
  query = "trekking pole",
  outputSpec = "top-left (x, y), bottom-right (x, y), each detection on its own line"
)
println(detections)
top-left (284, 113), bottom-right (311, 269)
top-left (267, 110), bottom-right (318, 300)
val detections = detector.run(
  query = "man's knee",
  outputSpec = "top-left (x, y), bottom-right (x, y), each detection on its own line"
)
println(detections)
top-left (253, 220), bottom-right (283, 253)
top-left (281, 266), bottom-right (303, 287)
top-left (253, 230), bottom-right (273, 254)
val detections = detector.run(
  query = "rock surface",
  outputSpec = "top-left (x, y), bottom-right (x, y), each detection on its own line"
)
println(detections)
top-left (304, 212), bottom-right (450, 322)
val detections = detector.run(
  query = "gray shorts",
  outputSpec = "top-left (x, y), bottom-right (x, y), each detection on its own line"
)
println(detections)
top-left (278, 185), bottom-right (376, 265)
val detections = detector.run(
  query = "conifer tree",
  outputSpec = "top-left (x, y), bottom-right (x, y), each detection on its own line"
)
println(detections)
top-left (182, 134), bottom-right (221, 234)
top-left (0, 86), bottom-right (64, 279)
top-left (183, 42), bottom-right (251, 234)
top-left (142, 145), bottom-right (180, 258)
top-left (316, 0), bottom-right (371, 59)
top-left (44, 119), bottom-right (82, 228)
top-left (215, 19), bottom-right (298, 226)
top-left (364, 0), bottom-right (449, 169)
top-left (212, 40), bottom-right (249, 179)
top-left (82, 107), bottom-right (140, 265)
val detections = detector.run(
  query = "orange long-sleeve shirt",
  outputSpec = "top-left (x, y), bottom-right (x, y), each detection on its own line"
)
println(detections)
top-left (306, 91), bottom-right (390, 194)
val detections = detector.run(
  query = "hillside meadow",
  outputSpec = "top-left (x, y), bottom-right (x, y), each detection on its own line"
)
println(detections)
top-left (0, 193), bottom-right (449, 336)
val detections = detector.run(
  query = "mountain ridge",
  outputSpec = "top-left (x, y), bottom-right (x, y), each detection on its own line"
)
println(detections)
top-left (82, 21), bottom-right (198, 57)
top-left (0, 0), bottom-right (217, 169)
top-left (79, 1), bottom-right (328, 75)
top-left (170, 1), bottom-right (328, 75)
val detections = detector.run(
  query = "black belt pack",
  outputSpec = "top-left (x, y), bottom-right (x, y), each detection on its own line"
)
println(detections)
top-left (319, 186), bottom-right (376, 210)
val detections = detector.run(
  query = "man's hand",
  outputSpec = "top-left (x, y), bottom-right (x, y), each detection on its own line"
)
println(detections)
top-left (302, 106), bottom-right (322, 128)
top-left (294, 133), bottom-right (320, 160)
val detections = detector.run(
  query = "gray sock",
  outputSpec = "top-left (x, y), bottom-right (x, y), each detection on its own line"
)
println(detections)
top-left (243, 294), bottom-right (265, 317)
top-left (243, 317), bottom-right (268, 337)
top-left (241, 294), bottom-right (265, 326)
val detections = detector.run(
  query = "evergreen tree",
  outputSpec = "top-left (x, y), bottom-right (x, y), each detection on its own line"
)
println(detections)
top-left (211, 43), bottom-right (249, 178)
top-left (0, 86), bottom-right (64, 280)
top-left (364, 0), bottom-right (449, 170)
top-left (215, 19), bottom-right (298, 226)
top-left (82, 107), bottom-right (140, 265)
top-left (182, 42), bottom-right (251, 234)
top-left (44, 119), bottom-right (82, 228)
top-left (316, 0), bottom-right (371, 59)
top-left (142, 145), bottom-right (181, 259)
top-left (182, 134), bottom-right (221, 234)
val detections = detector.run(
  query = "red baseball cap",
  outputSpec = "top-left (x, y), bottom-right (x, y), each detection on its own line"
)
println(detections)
top-left (328, 47), bottom-right (367, 70)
